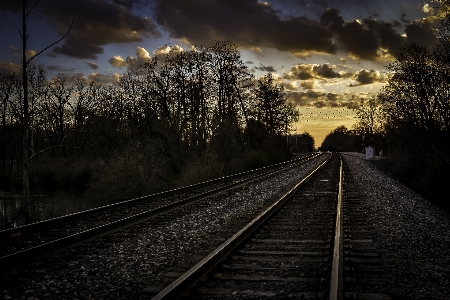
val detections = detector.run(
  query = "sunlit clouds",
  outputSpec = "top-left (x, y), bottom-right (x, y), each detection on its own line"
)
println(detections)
top-left (108, 55), bottom-right (127, 68)
top-left (0, 0), bottom-right (441, 144)
top-left (350, 69), bottom-right (386, 86)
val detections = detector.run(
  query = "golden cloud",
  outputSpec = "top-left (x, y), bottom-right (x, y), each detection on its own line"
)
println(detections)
top-left (108, 55), bottom-right (127, 68)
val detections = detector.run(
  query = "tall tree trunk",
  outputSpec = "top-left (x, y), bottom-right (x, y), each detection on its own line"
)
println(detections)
top-left (22, 0), bottom-right (30, 201)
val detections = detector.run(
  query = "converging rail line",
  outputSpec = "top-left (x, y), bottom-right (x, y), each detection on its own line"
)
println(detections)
top-left (149, 154), bottom-right (391, 299)
top-left (0, 153), bottom-right (319, 269)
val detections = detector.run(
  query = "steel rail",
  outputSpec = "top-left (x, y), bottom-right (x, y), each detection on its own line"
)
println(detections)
top-left (151, 153), bottom-right (332, 300)
top-left (0, 153), bottom-right (322, 269)
top-left (0, 153), bottom-right (318, 241)
top-left (329, 155), bottom-right (344, 300)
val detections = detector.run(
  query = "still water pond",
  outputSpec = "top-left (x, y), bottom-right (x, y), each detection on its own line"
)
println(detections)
top-left (0, 192), bottom-right (104, 229)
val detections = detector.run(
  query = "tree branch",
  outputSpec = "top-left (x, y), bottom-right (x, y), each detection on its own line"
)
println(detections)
top-left (25, 0), bottom-right (41, 18)
top-left (29, 144), bottom-right (79, 160)
top-left (27, 18), bottom-right (74, 64)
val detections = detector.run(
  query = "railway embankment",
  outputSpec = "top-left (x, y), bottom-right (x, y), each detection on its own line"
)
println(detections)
top-left (342, 153), bottom-right (450, 299)
top-left (1, 153), bottom-right (449, 299)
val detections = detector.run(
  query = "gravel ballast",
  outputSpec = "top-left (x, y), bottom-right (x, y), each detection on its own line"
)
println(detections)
top-left (342, 154), bottom-right (450, 300)
top-left (2, 153), bottom-right (449, 300)
top-left (1, 155), bottom-right (328, 300)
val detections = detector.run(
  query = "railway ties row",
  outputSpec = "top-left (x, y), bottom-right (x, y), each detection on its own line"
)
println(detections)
top-left (1, 153), bottom-right (392, 299)
top-left (0, 153), bottom-right (319, 269)
top-left (149, 154), bottom-right (392, 300)
top-left (341, 159), bottom-right (391, 300)
top-left (148, 153), bottom-right (338, 299)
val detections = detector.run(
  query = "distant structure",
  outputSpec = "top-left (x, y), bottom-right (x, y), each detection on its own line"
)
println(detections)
top-left (365, 146), bottom-right (375, 159)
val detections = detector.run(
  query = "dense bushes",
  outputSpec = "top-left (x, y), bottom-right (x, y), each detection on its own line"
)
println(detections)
top-left (373, 124), bottom-right (450, 211)
top-left (86, 146), bottom-right (174, 203)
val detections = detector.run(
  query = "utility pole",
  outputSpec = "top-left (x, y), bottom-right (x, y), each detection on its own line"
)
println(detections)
top-left (286, 115), bottom-right (289, 152)
top-left (19, 0), bottom-right (73, 201)
top-left (21, 0), bottom-right (29, 201)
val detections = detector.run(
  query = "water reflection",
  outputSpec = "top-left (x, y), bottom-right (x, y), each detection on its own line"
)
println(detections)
top-left (0, 192), bottom-right (103, 229)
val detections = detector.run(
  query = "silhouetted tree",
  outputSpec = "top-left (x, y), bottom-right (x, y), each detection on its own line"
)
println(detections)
top-left (321, 126), bottom-right (360, 152)
top-left (252, 73), bottom-right (298, 135)
top-left (291, 132), bottom-right (315, 153)
top-left (373, 39), bottom-right (450, 206)
top-left (352, 97), bottom-right (387, 151)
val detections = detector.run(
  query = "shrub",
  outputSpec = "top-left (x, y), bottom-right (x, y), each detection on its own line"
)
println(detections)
top-left (174, 154), bottom-right (224, 188)
top-left (86, 146), bottom-right (174, 204)
top-left (28, 157), bottom-right (94, 192)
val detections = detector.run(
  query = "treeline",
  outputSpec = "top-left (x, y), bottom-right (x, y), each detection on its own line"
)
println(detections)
top-left (348, 8), bottom-right (450, 207)
top-left (373, 41), bottom-right (450, 207)
top-left (320, 126), bottom-right (362, 152)
top-left (320, 2), bottom-right (450, 209)
top-left (0, 41), bottom-right (299, 202)
top-left (326, 44), bottom-right (450, 208)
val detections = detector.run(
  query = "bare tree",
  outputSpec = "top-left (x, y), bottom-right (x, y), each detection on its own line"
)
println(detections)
top-left (0, 71), bottom-right (18, 170)
top-left (352, 97), bottom-right (386, 148)
top-left (19, 0), bottom-right (73, 199)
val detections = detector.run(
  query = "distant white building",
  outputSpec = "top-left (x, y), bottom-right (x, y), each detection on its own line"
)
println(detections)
top-left (365, 146), bottom-right (375, 159)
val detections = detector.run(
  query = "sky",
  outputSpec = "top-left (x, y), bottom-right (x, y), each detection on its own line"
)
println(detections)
top-left (0, 0), bottom-right (440, 145)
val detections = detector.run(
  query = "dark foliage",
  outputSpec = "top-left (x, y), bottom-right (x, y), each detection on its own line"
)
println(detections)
top-left (320, 126), bottom-right (361, 152)
top-left (0, 41), bottom-right (299, 204)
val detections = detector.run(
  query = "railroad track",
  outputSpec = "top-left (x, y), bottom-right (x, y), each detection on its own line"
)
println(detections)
top-left (149, 154), bottom-right (392, 299)
top-left (0, 153), bottom-right (320, 270)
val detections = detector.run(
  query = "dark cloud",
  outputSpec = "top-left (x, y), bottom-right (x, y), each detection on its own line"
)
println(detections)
top-left (300, 80), bottom-right (316, 90)
top-left (404, 18), bottom-right (436, 46)
top-left (245, 61), bottom-right (254, 64)
top-left (401, 14), bottom-right (411, 24)
top-left (47, 65), bottom-right (77, 73)
top-left (321, 8), bottom-right (391, 60)
top-left (287, 91), bottom-right (311, 106)
top-left (309, 92), bottom-right (353, 108)
top-left (326, 93), bottom-right (340, 101)
top-left (391, 20), bottom-right (402, 28)
top-left (288, 88), bottom-right (363, 108)
top-left (153, 0), bottom-right (335, 56)
top-left (256, 64), bottom-right (277, 72)
top-left (306, 90), bottom-right (323, 100)
top-left (87, 62), bottom-right (99, 70)
top-left (320, 8), bottom-right (435, 60)
top-left (284, 64), bottom-right (315, 80)
top-left (350, 69), bottom-right (385, 86)
top-left (1, 0), bottom-right (161, 60)
top-left (364, 18), bottom-right (404, 56)
top-left (313, 63), bottom-right (340, 78)
top-left (284, 63), bottom-right (340, 80)
top-left (1, 0), bottom-right (436, 64)
top-left (312, 100), bottom-right (327, 108)
top-left (47, 65), bottom-right (66, 72)
top-left (288, 90), bottom-right (327, 106)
